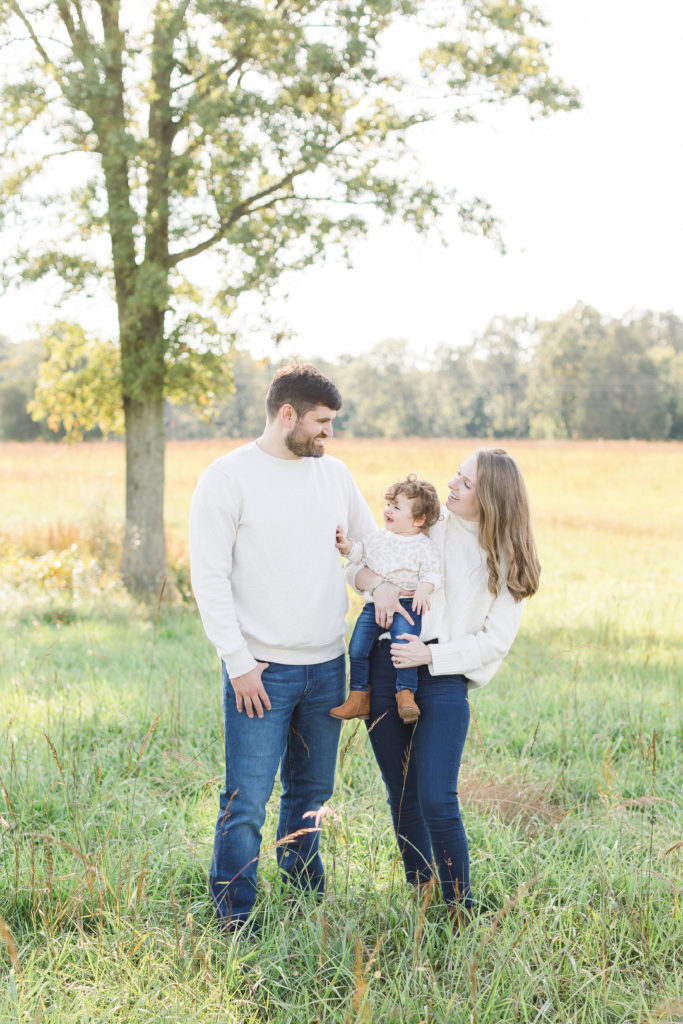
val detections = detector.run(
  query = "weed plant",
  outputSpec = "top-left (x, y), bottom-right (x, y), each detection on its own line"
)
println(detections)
top-left (1, 440), bottom-right (681, 1022)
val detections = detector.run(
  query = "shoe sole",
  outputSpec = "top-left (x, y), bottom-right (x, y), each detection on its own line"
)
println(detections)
top-left (398, 710), bottom-right (420, 723)
top-left (329, 712), bottom-right (369, 720)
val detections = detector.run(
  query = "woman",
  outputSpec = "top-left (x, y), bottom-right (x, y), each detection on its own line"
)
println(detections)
top-left (348, 448), bottom-right (541, 919)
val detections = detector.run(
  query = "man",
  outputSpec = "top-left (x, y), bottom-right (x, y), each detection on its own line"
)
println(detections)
top-left (189, 362), bottom-right (375, 931)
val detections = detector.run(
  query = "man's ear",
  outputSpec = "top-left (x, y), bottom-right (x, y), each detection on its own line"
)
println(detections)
top-left (279, 403), bottom-right (297, 427)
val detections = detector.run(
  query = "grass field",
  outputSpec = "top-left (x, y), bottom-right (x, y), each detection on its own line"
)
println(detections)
top-left (1, 438), bottom-right (681, 1023)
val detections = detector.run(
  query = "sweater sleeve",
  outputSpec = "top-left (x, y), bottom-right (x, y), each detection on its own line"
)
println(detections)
top-left (189, 466), bottom-right (257, 678)
top-left (345, 472), bottom-right (377, 541)
top-left (344, 559), bottom-right (367, 593)
top-left (341, 474), bottom-right (377, 584)
top-left (429, 586), bottom-right (524, 679)
top-left (418, 538), bottom-right (442, 590)
top-left (345, 539), bottom-right (365, 565)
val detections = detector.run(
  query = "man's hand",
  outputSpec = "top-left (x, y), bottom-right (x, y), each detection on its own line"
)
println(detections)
top-left (412, 581), bottom-right (434, 615)
top-left (231, 663), bottom-right (271, 718)
top-left (372, 580), bottom-right (415, 630)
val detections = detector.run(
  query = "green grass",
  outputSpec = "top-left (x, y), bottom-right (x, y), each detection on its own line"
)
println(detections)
top-left (1, 440), bottom-right (682, 1022)
top-left (1, 607), bottom-right (680, 1023)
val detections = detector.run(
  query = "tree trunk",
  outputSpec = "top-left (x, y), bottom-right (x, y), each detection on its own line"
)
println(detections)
top-left (120, 394), bottom-right (167, 595)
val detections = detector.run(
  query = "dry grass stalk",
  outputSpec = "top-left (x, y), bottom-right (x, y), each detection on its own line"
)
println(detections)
top-left (643, 999), bottom-right (683, 1023)
top-left (43, 732), bottom-right (65, 782)
top-left (0, 916), bottom-right (21, 977)
top-left (460, 769), bottom-right (557, 828)
top-left (620, 796), bottom-right (671, 809)
top-left (412, 877), bottom-right (435, 963)
top-left (346, 936), bottom-right (378, 1024)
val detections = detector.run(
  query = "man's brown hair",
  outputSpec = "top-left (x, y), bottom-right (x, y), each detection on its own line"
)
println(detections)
top-left (265, 361), bottom-right (342, 419)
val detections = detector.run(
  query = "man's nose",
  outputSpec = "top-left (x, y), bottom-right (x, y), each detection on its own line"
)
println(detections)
top-left (323, 422), bottom-right (333, 437)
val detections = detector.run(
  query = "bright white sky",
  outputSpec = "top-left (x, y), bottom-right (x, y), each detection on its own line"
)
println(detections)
top-left (2, 0), bottom-right (682, 362)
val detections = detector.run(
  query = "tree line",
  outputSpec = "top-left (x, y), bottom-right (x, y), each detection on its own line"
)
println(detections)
top-left (2, 302), bottom-right (681, 443)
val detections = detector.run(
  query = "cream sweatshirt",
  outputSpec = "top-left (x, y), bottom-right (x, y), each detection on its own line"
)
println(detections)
top-left (190, 442), bottom-right (376, 678)
top-left (347, 507), bottom-right (524, 689)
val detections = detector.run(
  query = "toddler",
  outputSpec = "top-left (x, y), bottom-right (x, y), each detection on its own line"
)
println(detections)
top-left (330, 474), bottom-right (441, 724)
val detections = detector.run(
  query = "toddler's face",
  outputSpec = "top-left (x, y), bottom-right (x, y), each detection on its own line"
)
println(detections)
top-left (383, 493), bottom-right (421, 535)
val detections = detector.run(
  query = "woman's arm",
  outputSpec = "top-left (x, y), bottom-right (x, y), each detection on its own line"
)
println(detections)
top-left (432, 588), bottom-right (523, 677)
top-left (392, 586), bottom-right (524, 680)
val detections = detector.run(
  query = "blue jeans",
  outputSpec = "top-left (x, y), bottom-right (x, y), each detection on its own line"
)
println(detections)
top-left (349, 599), bottom-right (422, 694)
top-left (210, 655), bottom-right (346, 925)
top-left (365, 640), bottom-right (473, 906)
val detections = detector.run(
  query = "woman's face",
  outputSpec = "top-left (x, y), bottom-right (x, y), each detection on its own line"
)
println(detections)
top-left (446, 454), bottom-right (479, 521)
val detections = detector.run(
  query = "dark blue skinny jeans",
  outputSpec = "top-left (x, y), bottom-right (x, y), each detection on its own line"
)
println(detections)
top-left (349, 599), bottom-right (422, 693)
top-left (366, 639), bottom-right (473, 907)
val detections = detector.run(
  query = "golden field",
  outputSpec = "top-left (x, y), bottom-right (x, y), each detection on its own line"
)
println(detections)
top-left (2, 437), bottom-right (681, 631)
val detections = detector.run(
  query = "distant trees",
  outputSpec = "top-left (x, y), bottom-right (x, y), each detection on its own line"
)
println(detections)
top-left (138, 303), bottom-right (683, 442)
top-left (528, 305), bottom-right (682, 440)
top-left (0, 335), bottom-right (47, 440)
top-left (2, 303), bottom-right (682, 442)
top-left (219, 305), bottom-right (683, 441)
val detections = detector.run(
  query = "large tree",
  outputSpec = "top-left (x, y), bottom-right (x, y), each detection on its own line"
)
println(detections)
top-left (0, 0), bottom-right (577, 592)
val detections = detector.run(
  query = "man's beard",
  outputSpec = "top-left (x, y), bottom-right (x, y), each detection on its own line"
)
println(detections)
top-left (284, 422), bottom-right (325, 458)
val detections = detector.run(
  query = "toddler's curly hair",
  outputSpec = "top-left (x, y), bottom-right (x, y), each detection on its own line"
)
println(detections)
top-left (384, 474), bottom-right (441, 531)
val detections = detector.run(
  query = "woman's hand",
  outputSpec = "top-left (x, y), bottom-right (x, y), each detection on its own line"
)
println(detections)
top-left (390, 635), bottom-right (433, 669)
top-left (372, 580), bottom-right (414, 630)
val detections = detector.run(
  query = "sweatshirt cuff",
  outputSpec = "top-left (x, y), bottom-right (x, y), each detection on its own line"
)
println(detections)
top-left (220, 645), bottom-right (258, 680)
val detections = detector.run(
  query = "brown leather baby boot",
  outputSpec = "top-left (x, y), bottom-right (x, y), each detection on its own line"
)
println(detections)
top-left (396, 689), bottom-right (420, 723)
top-left (329, 690), bottom-right (371, 720)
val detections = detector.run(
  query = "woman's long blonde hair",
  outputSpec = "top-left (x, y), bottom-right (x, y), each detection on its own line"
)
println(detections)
top-left (473, 448), bottom-right (541, 601)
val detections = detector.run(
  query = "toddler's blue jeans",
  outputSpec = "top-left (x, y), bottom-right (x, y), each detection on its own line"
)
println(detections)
top-left (349, 598), bottom-right (422, 693)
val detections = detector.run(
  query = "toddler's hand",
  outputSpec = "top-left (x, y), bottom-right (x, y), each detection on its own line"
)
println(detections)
top-left (335, 525), bottom-right (352, 555)
top-left (411, 582), bottom-right (434, 615)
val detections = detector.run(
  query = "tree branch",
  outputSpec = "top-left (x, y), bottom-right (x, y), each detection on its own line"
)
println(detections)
top-left (8, 2), bottom-right (55, 67)
top-left (173, 52), bottom-right (249, 95)
top-left (167, 114), bottom-right (389, 267)
top-left (168, 168), bottom-right (302, 267)
top-left (144, 0), bottom-right (190, 265)
top-left (55, 0), bottom-right (83, 53)
top-left (167, 227), bottom-right (226, 267)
